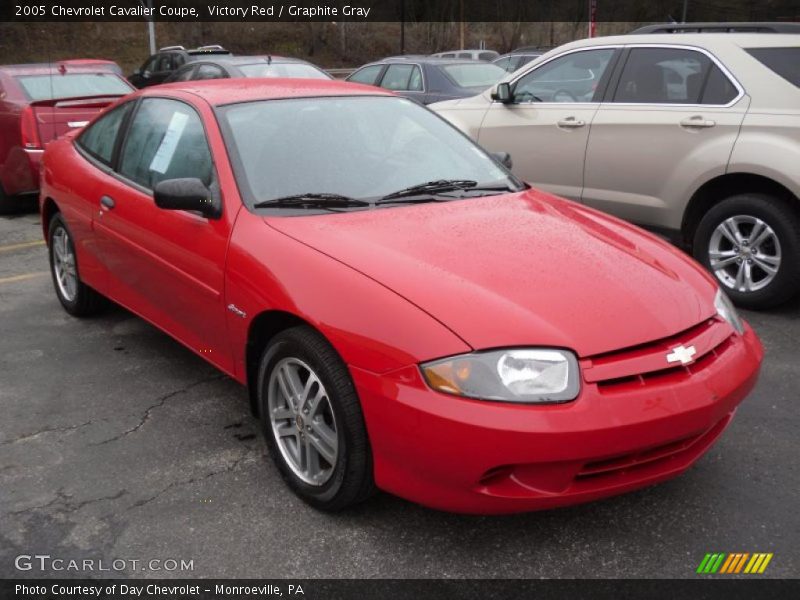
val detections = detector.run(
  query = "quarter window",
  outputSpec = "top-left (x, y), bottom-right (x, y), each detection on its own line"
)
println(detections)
top-left (512, 48), bottom-right (614, 103)
top-left (195, 64), bottom-right (225, 80)
top-left (380, 64), bottom-right (422, 91)
top-left (348, 65), bottom-right (384, 85)
top-left (76, 101), bottom-right (134, 165)
top-left (118, 98), bottom-right (213, 190)
top-left (746, 47), bottom-right (800, 89)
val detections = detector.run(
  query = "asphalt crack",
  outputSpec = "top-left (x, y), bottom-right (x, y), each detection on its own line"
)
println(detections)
top-left (92, 374), bottom-right (225, 446)
top-left (8, 488), bottom-right (128, 517)
top-left (0, 421), bottom-right (92, 446)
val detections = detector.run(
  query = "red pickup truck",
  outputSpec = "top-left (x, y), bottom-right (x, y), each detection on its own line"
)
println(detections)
top-left (0, 60), bottom-right (133, 210)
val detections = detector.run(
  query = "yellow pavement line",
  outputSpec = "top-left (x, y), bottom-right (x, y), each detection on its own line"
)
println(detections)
top-left (0, 240), bottom-right (46, 253)
top-left (0, 271), bottom-right (48, 284)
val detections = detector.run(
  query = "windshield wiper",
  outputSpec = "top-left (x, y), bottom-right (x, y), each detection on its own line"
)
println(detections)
top-left (378, 180), bottom-right (478, 202)
top-left (253, 193), bottom-right (372, 209)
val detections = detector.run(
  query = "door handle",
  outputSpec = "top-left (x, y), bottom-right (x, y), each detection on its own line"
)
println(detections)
top-left (100, 195), bottom-right (115, 209)
top-left (680, 116), bottom-right (716, 129)
top-left (557, 117), bottom-right (586, 129)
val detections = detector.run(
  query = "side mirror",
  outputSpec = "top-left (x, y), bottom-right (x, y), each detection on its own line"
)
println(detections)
top-left (154, 178), bottom-right (219, 218)
top-left (492, 82), bottom-right (513, 104)
top-left (492, 152), bottom-right (513, 170)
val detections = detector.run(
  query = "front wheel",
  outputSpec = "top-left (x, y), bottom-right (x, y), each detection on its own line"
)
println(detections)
top-left (693, 193), bottom-right (800, 309)
top-left (257, 326), bottom-right (375, 511)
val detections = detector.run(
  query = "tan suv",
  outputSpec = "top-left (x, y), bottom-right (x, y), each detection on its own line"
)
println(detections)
top-left (432, 34), bottom-right (800, 308)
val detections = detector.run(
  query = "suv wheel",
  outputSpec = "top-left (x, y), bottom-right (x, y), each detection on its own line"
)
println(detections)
top-left (693, 193), bottom-right (800, 309)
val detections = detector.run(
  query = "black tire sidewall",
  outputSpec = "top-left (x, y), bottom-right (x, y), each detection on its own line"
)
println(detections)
top-left (693, 194), bottom-right (800, 308)
top-left (257, 331), bottom-right (357, 507)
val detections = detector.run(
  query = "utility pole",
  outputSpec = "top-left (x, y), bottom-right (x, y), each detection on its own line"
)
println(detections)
top-left (459, 0), bottom-right (465, 49)
top-left (400, 0), bottom-right (405, 54)
top-left (139, 0), bottom-right (156, 54)
top-left (682, 0), bottom-right (689, 22)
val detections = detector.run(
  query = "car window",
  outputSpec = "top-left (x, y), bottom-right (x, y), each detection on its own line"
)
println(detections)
top-left (408, 65), bottom-right (423, 91)
top-left (746, 47), bottom-right (800, 89)
top-left (479, 52), bottom-right (496, 61)
top-left (440, 53), bottom-right (456, 58)
top-left (155, 55), bottom-right (173, 72)
top-left (513, 48), bottom-right (614, 103)
top-left (76, 101), bottom-right (134, 165)
top-left (493, 56), bottom-right (516, 72)
top-left (456, 53), bottom-right (472, 59)
top-left (440, 63), bottom-right (506, 89)
top-left (14, 73), bottom-right (133, 101)
top-left (195, 64), bottom-right (226, 80)
top-left (381, 64), bottom-right (417, 91)
top-left (142, 56), bottom-right (158, 73)
top-left (118, 98), bottom-right (213, 190)
top-left (171, 66), bottom-right (196, 82)
top-left (613, 48), bottom-right (712, 104)
top-left (701, 63), bottom-right (739, 104)
top-left (348, 64), bottom-right (384, 85)
top-left (238, 63), bottom-right (331, 79)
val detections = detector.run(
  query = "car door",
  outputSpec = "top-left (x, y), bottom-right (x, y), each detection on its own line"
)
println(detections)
top-left (377, 63), bottom-right (425, 103)
top-left (582, 45), bottom-right (748, 229)
top-left (476, 47), bottom-right (619, 201)
top-left (92, 96), bottom-right (236, 373)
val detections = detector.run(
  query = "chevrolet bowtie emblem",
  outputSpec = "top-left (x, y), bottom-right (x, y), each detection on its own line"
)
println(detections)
top-left (666, 344), bottom-right (697, 365)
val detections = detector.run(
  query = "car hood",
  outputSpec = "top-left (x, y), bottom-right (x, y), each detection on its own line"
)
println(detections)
top-left (265, 190), bottom-right (718, 357)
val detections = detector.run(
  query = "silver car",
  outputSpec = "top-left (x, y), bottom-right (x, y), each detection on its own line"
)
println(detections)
top-left (432, 33), bottom-right (800, 308)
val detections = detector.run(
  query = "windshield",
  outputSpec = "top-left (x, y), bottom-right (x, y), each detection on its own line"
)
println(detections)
top-left (220, 96), bottom-right (518, 210)
top-left (440, 63), bottom-right (506, 88)
top-left (238, 63), bottom-right (331, 80)
top-left (15, 73), bottom-right (133, 101)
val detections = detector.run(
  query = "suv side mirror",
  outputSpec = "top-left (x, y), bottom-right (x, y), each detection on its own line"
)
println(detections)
top-left (492, 82), bottom-right (513, 104)
top-left (492, 152), bottom-right (513, 170)
top-left (154, 178), bottom-right (219, 218)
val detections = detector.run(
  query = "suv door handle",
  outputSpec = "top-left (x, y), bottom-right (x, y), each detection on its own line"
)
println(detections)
top-left (557, 117), bottom-right (586, 129)
top-left (100, 195), bottom-right (115, 209)
top-left (680, 116), bottom-right (716, 128)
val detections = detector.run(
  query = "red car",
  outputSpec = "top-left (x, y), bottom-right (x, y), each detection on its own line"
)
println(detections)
top-left (0, 60), bottom-right (133, 209)
top-left (39, 80), bottom-right (763, 514)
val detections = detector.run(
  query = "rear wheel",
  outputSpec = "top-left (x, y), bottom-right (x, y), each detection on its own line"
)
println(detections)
top-left (48, 213), bottom-right (105, 316)
top-left (257, 326), bottom-right (375, 511)
top-left (693, 193), bottom-right (800, 309)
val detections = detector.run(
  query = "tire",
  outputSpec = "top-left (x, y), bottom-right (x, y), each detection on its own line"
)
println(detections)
top-left (692, 193), bottom-right (800, 309)
top-left (47, 212), bottom-right (105, 317)
top-left (257, 325), bottom-right (375, 511)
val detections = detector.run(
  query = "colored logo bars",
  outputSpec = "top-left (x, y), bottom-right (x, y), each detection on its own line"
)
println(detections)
top-left (697, 553), bottom-right (773, 574)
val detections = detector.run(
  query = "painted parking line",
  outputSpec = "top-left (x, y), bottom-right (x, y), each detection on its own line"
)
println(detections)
top-left (0, 271), bottom-right (48, 284)
top-left (0, 240), bottom-right (46, 253)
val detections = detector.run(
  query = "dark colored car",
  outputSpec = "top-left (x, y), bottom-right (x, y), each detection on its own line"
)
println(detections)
top-left (630, 22), bottom-right (800, 34)
top-left (346, 57), bottom-right (506, 104)
top-left (128, 45), bottom-right (231, 88)
top-left (165, 55), bottom-right (332, 83)
top-left (0, 60), bottom-right (133, 209)
top-left (492, 52), bottom-right (543, 73)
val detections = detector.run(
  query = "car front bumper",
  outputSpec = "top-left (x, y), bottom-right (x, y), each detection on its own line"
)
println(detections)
top-left (352, 323), bottom-right (763, 514)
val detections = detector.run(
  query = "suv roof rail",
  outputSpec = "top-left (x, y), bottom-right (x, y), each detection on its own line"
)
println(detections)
top-left (197, 44), bottom-right (226, 51)
top-left (159, 45), bottom-right (186, 51)
top-left (629, 22), bottom-right (800, 34)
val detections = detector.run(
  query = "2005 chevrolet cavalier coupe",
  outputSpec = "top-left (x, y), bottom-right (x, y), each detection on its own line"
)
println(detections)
top-left (40, 79), bottom-right (763, 513)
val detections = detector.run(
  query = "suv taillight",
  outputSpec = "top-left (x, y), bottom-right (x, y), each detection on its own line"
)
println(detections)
top-left (20, 106), bottom-right (42, 150)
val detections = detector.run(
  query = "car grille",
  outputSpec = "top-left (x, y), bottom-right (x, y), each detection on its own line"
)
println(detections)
top-left (581, 317), bottom-right (734, 394)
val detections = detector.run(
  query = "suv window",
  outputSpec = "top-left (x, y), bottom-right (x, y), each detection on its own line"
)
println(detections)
top-left (701, 64), bottom-right (739, 104)
top-left (746, 47), bottom-right (800, 88)
top-left (118, 98), bottom-right (213, 190)
top-left (513, 48), bottom-right (614, 103)
top-left (381, 64), bottom-right (422, 91)
top-left (348, 64), bottom-right (384, 85)
top-left (76, 101), bottom-right (134, 165)
top-left (614, 48), bottom-right (708, 103)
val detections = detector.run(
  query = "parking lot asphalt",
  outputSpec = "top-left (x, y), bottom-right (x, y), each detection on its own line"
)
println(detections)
top-left (0, 210), bottom-right (798, 579)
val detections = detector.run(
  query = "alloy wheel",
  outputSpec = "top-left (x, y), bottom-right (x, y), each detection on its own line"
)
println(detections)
top-left (708, 215), bottom-right (781, 293)
top-left (267, 357), bottom-right (338, 486)
top-left (52, 226), bottom-right (78, 302)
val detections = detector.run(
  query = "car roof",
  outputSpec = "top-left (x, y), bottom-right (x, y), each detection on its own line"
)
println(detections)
top-left (556, 32), bottom-right (800, 50)
top-left (630, 22), bottom-right (800, 34)
top-left (150, 78), bottom-right (392, 105)
top-left (371, 56), bottom-right (484, 66)
top-left (205, 55), bottom-right (312, 66)
top-left (0, 60), bottom-right (120, 75)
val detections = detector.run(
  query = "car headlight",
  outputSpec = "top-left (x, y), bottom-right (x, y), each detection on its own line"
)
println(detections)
top-left (421, 348), bottom-right (580, 404)
top-left (715, 289), bottom-right (744, 335)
